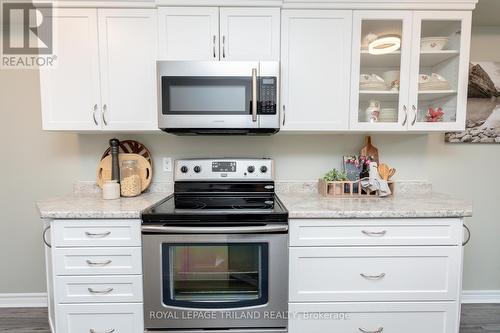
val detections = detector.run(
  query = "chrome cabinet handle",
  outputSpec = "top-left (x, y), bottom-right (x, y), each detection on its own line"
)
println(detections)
top-left (89, 329), bottom-right (115, 333)
top-left (86, 259), bottom-right (112, 266)
top-left (362, 230), bottom-right (387, 237)
top-left (463, 224), bottom-right (471, 246)
top-left (92, 104), bottom-right (98, 126)
top-left (43, 226), bottom-right (51, 248)
top-left (252, 68), bottom-right (257, 122)
top-left (88, 287), bottom-right (114, 294)
top-left (212, 35), bottom-right (216, 58)
top-left (402, 105), bottom-right (408, 126)
top-left (360, 273), bottom-right (386, 280)
top-left (411, 104), bottom-right (417, 125)
top-left (85, 231), bottom-right (111, 238)
top-left (222, 35), bottom-right (226, 58)
top-left (102, 104), bottom-right (108, 126)
top-left (282, 105), bottom-right (286, 126)
top-left (359, 327), bottom-right (384, 333)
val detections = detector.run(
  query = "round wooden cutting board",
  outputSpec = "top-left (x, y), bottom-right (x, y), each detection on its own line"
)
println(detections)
top-left (96, 153), bottom-right (152, 192)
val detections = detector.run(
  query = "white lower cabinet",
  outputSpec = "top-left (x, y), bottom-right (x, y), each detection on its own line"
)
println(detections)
top-left (289, 246), bottom-right (460, 302)
top-left (289, 218), bottom-right (464, 333)
top-left (289, 302), bottom-right (459, 333)
top-left (57, 303), bottom-right (144, 333)
top-left (48, 219), bottom-right (144, 333)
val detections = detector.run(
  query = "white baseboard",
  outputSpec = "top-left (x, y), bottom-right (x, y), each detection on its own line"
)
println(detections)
top-left (0, 293), bottom-right (48, 308)
top-left (462, 290), bottom-right (500, 304)
top-left (0, 291), bottom-right (499, 307)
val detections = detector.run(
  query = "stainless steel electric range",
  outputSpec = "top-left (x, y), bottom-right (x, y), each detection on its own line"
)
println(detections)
top-left (142, 158), bottom-right (288, 333)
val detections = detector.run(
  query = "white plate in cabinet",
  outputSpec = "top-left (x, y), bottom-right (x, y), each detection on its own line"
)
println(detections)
top-left (55, 275), bottom-right (143, 303)
top-left (289, 246), bottom-right (460, 302)
top-left (289, 302), bottom-right (458, 333)
top-left (52, 220), bottom-right (141, 247)
top-left (56, 303), bottom-right (143, 333)
top-left (289, 218), bottom-right (462, 247)
top-left (54, 247), bottom-right (142, 276)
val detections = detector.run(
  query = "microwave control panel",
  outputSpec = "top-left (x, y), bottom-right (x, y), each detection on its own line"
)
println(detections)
top-left (258, 77), bottom-right (277, 115)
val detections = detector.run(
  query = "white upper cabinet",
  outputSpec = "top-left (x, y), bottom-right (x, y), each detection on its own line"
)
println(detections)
top-left (40, 9), bottom-right (101, 131)
top-left (219, 8), bottom-right (280, 61)
top-left (350, 11), bottom-right (413, 131)
top-left (350, 10), bottom-right (472, 132)
top-left (98, 9), bottom-right (158, 131)
top-left (158, 7), bottom-right (280, 61)
top-left (408, 11), bottom-right (471, 132)
top-left (280, 10), bottom-right (352, 131)
top-left (158, 7), bottom-right (219, 61)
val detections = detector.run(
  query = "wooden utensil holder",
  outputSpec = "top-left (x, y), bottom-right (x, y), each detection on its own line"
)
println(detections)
top-left (318, 179), bottom-right (394, 197)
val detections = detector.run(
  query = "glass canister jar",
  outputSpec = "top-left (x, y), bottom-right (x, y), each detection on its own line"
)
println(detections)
top-left (120, 160), bottom-right (142, 197)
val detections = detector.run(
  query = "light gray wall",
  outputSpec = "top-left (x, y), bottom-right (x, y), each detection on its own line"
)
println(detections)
top-left (0, 27), bottom-right (499, 293)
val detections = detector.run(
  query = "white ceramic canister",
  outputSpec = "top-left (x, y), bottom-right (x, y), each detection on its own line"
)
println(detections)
top-left (365, 100), bottom-right (381, 123)
top-left (102, 180), bottom-right (121, 200)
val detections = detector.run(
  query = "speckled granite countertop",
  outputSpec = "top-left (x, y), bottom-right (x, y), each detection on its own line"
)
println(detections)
top-left (37, 181), bottom-right (472, 220)
top-left (277, 192), bottom-right (472, 219)
top-left (37, 192), bottom-right (170, 219)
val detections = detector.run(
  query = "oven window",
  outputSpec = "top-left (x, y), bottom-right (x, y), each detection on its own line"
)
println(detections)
top-left (162, 77), bottom-right (252, 115)
top-left (162, 243), bottom-right (269, 308)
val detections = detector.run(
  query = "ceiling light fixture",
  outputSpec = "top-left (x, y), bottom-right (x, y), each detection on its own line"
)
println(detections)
top-left (368, 35), bottom-right (401, 55)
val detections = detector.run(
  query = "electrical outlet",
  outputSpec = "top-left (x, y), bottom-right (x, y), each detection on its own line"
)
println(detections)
top-left (163, 157), bottom-right (172, 172)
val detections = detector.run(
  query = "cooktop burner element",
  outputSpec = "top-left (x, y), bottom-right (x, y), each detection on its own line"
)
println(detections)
top-left (142, 158), bottom-right (288, 224)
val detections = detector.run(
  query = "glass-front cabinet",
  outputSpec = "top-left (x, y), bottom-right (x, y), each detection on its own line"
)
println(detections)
top-left (351, 11), bottom-right (471, 131)
top-left (408, 11), bottom-right (471, 131)
top-left (350, 11), bottom-right (413, 131)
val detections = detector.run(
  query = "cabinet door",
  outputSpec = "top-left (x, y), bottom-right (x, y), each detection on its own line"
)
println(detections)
top-left (219, 8), bottom-right (280, 61)
top-left (40, 9), bottom-right (101, 130)
top-left (281, 10), bottom-right (352, 131)
top-left (158, 7), bottom-right (219, 61)
top-left (98, 9), bottom-right (158, 131)
top-left (350, 11), bottom-right (413, 131)
top-left (408, 11), bottom-right (472, 132)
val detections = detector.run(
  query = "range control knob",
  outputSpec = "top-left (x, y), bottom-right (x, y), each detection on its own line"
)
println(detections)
top-left (180, 166), bottom-right (189, 173)
top-left (194, 166), bottom-right (201, 173)
top-left (260, 165), bottom-right (268, 173)
top-left (247, 166), bottom-right (255, 173)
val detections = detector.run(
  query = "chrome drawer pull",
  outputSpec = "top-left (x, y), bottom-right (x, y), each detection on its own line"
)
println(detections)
top-left (360, 273), bottom-right (386, 280)
top-left (361, 230), bottom-right (387, 237)
top-left (89, 329), bottom-right (115, 333)
top-left (85, 231), bottom-right (111, 238)
top-left (86, 259), bottom-right (112, 266)
top-left (88, 287), bottom-right (114, 294)
top-left (359, 327), bottom-right (384, 333)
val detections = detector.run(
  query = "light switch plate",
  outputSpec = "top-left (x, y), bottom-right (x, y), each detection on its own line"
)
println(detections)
top-left (163, 157), bottom-right (172, 172)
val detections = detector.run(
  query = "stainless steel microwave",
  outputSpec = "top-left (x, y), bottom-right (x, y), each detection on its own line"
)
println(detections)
top-left (157, 61), bottom-right (280, 135)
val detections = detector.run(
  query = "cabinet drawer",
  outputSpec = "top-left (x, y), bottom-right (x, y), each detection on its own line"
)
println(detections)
top-left (54, 247), bottom-right (142, 276)
top-left (289, 246), bottom-right (460, 302)
top-left (56, 303), bottom-right (143, 333)
top-left (52, 220), bottom-right (141, 247)
top-left (55, 275), bottom-right (143, 303)
top-left (289, 302), bottom-right (458, 333)
top-left (290, 218), bottom-right (462, 246)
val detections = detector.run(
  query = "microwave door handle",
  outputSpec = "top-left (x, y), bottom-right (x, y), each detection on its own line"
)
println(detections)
top-left (142, 224), bottom-right (288, 234)
top-left (252, 68), bottom-right (258, 122)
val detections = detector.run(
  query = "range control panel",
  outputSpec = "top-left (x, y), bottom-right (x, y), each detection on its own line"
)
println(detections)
top-left (175, 158), bottom-right (274, 181)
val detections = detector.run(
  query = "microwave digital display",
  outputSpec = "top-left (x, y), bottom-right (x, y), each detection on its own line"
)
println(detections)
top-left (212, 161), bottom-right (237, 172)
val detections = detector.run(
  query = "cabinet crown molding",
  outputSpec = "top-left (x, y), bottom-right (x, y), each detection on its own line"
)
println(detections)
top-left (37, 0), bottom-right (477, 9)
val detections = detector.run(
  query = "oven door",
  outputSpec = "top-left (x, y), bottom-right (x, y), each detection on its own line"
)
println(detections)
top-left (157, 61), bottom-right (279, 132)
top-left (142, 226), bottom-right (288, 330)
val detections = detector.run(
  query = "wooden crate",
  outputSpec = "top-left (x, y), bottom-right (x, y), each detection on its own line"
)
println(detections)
top-left (318, 178), bottom-right (394, 197)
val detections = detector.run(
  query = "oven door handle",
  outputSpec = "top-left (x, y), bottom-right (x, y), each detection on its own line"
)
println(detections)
top-left (142, 224), bottom-right (288, 234)
top-left (252, 68), bottom-right (258, 123)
